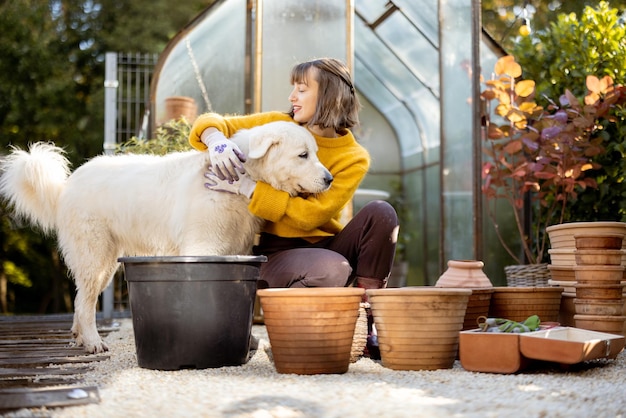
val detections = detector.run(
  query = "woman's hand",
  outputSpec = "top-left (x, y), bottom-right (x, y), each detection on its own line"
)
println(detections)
top-left (201, 129), bottom-right (246, 182)
top-left (204, 168), bottom-right (256, 199)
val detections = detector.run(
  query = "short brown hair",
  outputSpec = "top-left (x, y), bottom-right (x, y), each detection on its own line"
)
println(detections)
top-left (288, 58), bottom-right (361, 130)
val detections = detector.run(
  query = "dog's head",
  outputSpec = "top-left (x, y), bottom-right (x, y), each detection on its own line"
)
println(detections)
top-left (235, 122), bottom-right (333, 197)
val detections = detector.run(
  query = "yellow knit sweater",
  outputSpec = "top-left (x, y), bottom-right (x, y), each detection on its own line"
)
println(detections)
top-left (189, 111), bottom-right (370, 242)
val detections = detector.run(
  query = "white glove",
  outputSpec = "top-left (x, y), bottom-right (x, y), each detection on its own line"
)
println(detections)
top-left (201, 130), bottom-right (246, 182)
top-left (204, 169), bottom-right (256, 199)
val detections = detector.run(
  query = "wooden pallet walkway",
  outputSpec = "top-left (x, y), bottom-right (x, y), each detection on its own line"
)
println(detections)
top-left (0, 315), bottom-right (119, 413)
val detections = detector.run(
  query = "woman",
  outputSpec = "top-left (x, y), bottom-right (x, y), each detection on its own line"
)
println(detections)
top-left (189, 58), bottom-right (398, 357)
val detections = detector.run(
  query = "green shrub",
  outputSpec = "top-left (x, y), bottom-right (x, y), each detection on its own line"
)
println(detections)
top-left (513, 2), bottom-right (626, 100)
top-left (116, 117), bottom-right (192, 155)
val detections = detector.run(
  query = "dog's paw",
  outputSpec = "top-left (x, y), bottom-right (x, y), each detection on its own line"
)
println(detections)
top-left (74, 333), bottom-right (109, 353)
top-left (88, 341), bottom-right (109, 354)
top-left (82, 339), bottom-right (109, 354)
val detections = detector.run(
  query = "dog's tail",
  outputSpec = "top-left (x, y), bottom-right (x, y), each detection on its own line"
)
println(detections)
top-left (0, 142), bottom-right (70, 233)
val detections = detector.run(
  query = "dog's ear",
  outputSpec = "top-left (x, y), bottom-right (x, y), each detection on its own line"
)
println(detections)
top-left (247, 130), bottom-right (279, 159)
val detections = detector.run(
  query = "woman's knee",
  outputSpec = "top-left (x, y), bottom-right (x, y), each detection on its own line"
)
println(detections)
top-left (259, 248), bottom-right (352, 288)
top-left (360, 200), bottom-right (398, 226)
top-left (295, 253), bottom-right (352, 287)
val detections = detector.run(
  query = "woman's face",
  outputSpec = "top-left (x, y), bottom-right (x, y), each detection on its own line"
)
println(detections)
top-left (288, 69), bottom-right (318, 125)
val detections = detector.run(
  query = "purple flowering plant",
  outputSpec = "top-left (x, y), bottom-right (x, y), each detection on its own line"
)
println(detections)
top-left (480, 55), bottom-right (624, 265)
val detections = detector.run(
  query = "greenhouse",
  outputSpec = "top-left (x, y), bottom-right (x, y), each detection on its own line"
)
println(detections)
top-left (142, 0), bottom-right (507, 285)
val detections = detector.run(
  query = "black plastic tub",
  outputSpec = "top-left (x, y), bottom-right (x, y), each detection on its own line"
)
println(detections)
top-left (118, 255), bottom-right (266, 370)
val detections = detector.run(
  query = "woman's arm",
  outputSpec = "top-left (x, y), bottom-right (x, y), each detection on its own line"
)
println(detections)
top-left (189, 112), bottom-right (293, 151)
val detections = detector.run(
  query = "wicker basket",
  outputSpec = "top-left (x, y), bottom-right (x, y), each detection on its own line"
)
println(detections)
top-left (350, 303), bottom-right (369, 362)
top-left (504, 263), bottom-right (550, 287)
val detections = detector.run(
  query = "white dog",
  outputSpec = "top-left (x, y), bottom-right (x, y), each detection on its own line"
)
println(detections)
top-left (0, 121), bottom-right (333, 353)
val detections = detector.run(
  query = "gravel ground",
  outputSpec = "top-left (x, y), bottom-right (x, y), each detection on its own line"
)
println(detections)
top-left (6, 318), bottom-right (626, 418)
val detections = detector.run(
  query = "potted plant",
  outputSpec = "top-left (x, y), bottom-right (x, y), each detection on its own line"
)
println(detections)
top-left (481, 55), bottom-right (626, 282)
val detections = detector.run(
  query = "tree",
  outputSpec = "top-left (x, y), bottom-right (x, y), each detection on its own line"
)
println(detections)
top-left (0, 0), bottom-right (209, 157)
top-left (0, 0), bottom-right (210, 314)
top-left (513, 2), bottom-right (626, 101)
top-left (481, 0), bottom-right (626, 53)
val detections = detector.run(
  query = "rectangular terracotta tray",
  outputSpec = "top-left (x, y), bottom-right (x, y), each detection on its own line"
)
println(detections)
top-left (518, 327), bottom-right (625, 364)
top-left (459, 330), bottom-right (531, 374)
top-left (459, 327), bottom-right (625, 374)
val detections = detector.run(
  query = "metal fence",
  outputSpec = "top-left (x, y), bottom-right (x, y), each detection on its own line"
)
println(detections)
top-left (104, 52), bottom-right (158, 151)
top-left (102, 52), bottom-right (158, 318)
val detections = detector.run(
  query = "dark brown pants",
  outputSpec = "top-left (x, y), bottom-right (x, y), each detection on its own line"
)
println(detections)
top-left (253, 200), bottom-right (398, 288)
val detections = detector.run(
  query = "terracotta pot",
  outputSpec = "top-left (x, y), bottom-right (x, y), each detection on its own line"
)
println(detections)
top-left (463, 288), bottom-right (494, 331)
top-left (366, 299), bottom-right (468, 311)
top-left (623, 298), bottom-right (626, 336)
top-left (573, 265), bottom-right (624, 284)
top-left (575, 283), bottom-right (625, 300)
top-left (548, 279), bottom-right (576, 295)
top-left (547, 265), bottom-right (576, 281)
top-left (257, 287), bottom-right (363, 375)
top-left (366, 287), bottom-right (471, 371)
top-left (546, 221), bottom-right (626, 250)
top-left (574, 233), bottom-right (624, 250)
top-left (573, 299), bottom-right (625, 316)
top-left (374, 313), bottom-right (467, 325)
top-left (488, 287), bottom-right (564, 322)
top-left (548, 249), bottom-right (576, 266)
top-left (376, 335), bottom-right (461, 344)
top-left (574, 249), bottom-right (624, 265)
top-left (558, 293), bottom-right (576, 327)
top-left (548, 222), bottom-right (626, 279)
top-left (574, 314), bottom-right (626, 335)
top-left (163, 96), bottom-right (198, 124)
top-left (547, 262), bottom-right (576, 293)
top-left (435, 260), bottom-right (493, 288)
top-left (434, 261), bottom-right (494, 332)
top-left (377, 322), bottom-right (465, 334)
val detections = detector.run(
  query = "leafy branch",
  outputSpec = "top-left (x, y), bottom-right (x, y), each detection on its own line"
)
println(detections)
top-left (481, 56), bottom-right (625, 264)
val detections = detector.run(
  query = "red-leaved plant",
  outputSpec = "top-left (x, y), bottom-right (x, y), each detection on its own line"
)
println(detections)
top-left (481, 55), bottom-right (626, 265)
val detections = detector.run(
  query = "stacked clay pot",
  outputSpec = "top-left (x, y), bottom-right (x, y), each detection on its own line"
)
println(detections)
top-left (547, 222), bottom-right (626, 289)
top-left (435, 260), bottom-right (494, 330)
top-left (572, 233), bottom-right (626, 335)
top-left (546, 222), bottom-right (626, 327)
top-left (547, 250), bottom-right (576, 293)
